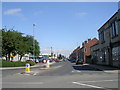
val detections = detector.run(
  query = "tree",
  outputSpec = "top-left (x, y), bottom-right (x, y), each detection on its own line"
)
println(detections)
top-left (57, 54), bottom-right (65, 59)
top-left (2, 28), bottom-right (40, 61)
top-left (34, 40), bottom-right (40, 57)
top-left (2, 29), bottom-right (22, 61)
top-left (24, 35), bottom-right (40, 57)
top-left (17, 37), bottom-right (28, 61)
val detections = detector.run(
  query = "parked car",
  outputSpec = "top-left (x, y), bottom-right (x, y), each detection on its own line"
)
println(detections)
top-left (38, 59), bottom-right (43, 63)
top-left (76, 59), bottom-right (83, 65)
top-left (70, 59), bottom-right (76, 63)
top-left (42, 59), bottom-right (47, 63)
top-left (55, 59), bottom-right (60, 62)
top-left (49, 59), bottom-right (54, 62)
top-left (35, 59), bottom-right (39, 64)
top-left (26, 60), bottom-right (34, 62)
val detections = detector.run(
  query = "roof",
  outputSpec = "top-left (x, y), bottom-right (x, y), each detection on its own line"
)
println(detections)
top-left (90, 41), bottom-right (99, 48)
top-left (97, 12), bottom-right (118, 32)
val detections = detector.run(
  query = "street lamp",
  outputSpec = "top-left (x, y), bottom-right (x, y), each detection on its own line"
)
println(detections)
top-left (33, 24), bottom-right (35, 61)
top-left (51, 47), bottom-right (53, 58)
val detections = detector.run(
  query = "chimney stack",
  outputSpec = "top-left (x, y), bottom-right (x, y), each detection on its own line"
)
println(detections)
top-left (85, 41), bottom-right (87, 44)
top-left (82, 42), bottom-right (84, 47)
top-left (88, 38), bottom-right (91, 42)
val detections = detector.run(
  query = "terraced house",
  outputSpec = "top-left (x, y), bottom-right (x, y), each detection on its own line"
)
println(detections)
top-left (70, 5), bottom-right (120, 68)
top-left (97, 9), bottom-right (120, 68)
top-left (69, 46), bottom-right (80, 62)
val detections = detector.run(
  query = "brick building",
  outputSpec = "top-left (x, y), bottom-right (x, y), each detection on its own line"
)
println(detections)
top-left (69, 38), bottom-right (99, 64)
top-left (83, 38), bottom-right (99, 63)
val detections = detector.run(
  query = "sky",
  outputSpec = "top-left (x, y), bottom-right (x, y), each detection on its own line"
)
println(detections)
top-left (2, 2), bottom-right (118, 57)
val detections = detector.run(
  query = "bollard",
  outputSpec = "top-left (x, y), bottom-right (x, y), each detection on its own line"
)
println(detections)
top-left (46, 60), bottom-right (50, 68)
top-left (25, 63), bottom-right (30, 73)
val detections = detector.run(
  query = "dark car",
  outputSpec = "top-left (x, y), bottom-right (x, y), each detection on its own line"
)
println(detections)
top-left (70, 59), bottom-right (76, 63)
top-left (48, 59), bottom-right (53, 62)
top-left (38, 59), bottom-right (43, 63)
top-left (76, 60), bottom-right (83, 65)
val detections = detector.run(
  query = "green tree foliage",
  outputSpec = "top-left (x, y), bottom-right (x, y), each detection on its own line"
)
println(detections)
top-left (2, 28), bottom-right (40, 61)
top-left (0, 30), bottom-right (2, 57)
top-left (57, 54), bottom-right (65, 59)
top-left (34, 40), bottom-right (40, 57)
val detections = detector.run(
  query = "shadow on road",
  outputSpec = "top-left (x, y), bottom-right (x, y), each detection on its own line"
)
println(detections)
top-left (72, 65), bottom-right (101, 71)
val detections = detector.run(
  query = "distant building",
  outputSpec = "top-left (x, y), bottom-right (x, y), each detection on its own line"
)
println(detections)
top-left (78, 46), bottom-right (84, 61)
top-left (69, 46), bottom-right (80, 61)
top-left (69, 38), bottom-right (98, 63)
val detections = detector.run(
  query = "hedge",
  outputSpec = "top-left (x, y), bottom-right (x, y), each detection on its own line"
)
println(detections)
top-left (0, 60), bottom-right (35, 67)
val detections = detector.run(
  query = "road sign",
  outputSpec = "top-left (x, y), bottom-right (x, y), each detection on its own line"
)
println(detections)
top-left (25, 63), bottom-right (30, 73)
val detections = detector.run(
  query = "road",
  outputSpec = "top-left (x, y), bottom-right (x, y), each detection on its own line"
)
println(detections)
top-left (2, 61), bottom-right (119, 89)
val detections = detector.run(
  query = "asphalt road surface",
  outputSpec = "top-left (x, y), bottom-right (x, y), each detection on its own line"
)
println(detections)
top-left (2, 61), bottom-right (119, 89)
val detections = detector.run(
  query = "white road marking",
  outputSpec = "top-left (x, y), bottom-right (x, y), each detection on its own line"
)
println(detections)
top-left (53, 65), bottom-right (63, 69)
top-left (72, 80), bottom-right (117, 90)
top-left (72, 70), bottom-right (81, 73)
top-left (79, 79), bottom-right (118, 83)
top-left (33, 73), bottom-right (37, 76)
top-left (71, 71), bottom-right (75, 72)
top-left (72, 82), bottom-right (103, 88)
top-left (77, 71), bottom-right (81, 72)
top-left (3, 82), bottom-right (43, 84)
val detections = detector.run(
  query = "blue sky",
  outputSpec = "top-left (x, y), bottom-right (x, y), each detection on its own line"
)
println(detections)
top-left (2, 2), bottom-right (118, 57)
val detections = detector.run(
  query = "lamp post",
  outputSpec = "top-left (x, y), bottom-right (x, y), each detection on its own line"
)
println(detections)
top-left (51, 47), bottom-right (53, 59)
top-left (33, 24), bottom-right (35, 61)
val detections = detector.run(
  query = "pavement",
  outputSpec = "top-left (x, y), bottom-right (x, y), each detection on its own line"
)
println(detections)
top-left (87, 64), bottom-right (120, 73)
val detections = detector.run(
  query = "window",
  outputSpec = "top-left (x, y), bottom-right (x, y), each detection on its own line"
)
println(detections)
top-left (99, 51), bottom-right (103, 61)
top-left (102, 49), bottom-right (106, 62)
top-left (111, 20), bottom-right (118, 37)
top-left (84, 48), bottom-right (86, 52)
top-left (100, 30), bottom-right (106, 43)
top-left (115, 21), bottom-right (118, 35)
top-left (112, 46), bottom-right (120, 61)
top-left (99, 48), bottom-right (106, 62)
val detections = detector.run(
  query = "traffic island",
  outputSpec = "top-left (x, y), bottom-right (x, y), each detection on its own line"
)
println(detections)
top-left (20, 71), bottom-right (36, 75)
top-left (39, 67), bottom-right (52, 70)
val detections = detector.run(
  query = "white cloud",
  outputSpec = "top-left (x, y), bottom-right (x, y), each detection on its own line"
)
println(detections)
top-left (76, 12), bottom-right (88, 17)
top-left (4, 8), bottom-right (22, 15)
top-left (4, 8), bottom-right (26, 20)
